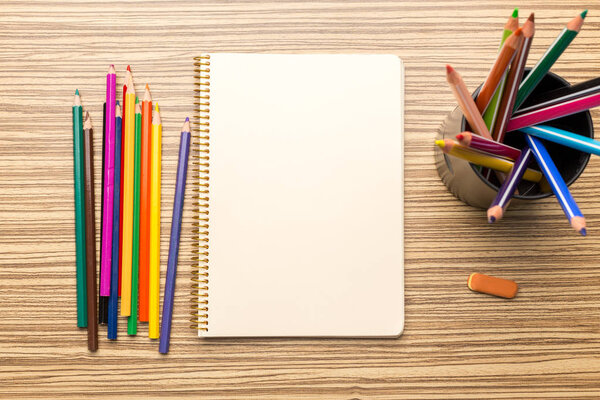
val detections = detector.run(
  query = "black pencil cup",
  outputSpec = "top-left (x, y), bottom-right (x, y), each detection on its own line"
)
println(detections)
top-left (434, 69), bottom-right (594, 209)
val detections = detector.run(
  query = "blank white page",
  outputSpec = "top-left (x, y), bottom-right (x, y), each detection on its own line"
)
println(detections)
top-left (202, 54), bottom-right (404, 337)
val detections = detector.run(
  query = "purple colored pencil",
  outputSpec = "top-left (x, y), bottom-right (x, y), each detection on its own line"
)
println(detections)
top-left (159, 118), bottom-right (191, 354)
top-left (487, 146), bottom-right (533, 223)
top-left (100, 65), bottom-right (116, 295)
top-left (456, 131), bottom-right (521, 160)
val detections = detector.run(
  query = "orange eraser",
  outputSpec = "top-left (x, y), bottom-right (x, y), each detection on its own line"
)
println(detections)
top-left (467, 273), bottom-right (518, 299)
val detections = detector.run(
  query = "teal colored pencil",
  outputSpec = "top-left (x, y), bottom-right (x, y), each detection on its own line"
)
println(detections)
top-left (483, 8), bottom-right (518, 131)
top-left (73, 89), bottom-right (87, 327)
top-left (513, 10), bottom-right (587, 111)
top-left (128, 98), bottom-right (142, 335)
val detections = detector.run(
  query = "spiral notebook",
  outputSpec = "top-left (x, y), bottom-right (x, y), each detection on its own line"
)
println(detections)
top-left (192, 54), bottom-right (404, 337)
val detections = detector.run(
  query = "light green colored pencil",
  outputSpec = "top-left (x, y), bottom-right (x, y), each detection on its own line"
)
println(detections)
top-left (482, 8), bottom-right (518, 131)
top-left (128, 98), bottom-right (142, 335)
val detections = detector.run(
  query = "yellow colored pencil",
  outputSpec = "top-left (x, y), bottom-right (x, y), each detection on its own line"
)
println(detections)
top-left (120, 73), bottom-right (136, 316)
top-left (435, 139), bottom-right (542, 182)
top-left (149, 103), bottom-right (162, 338)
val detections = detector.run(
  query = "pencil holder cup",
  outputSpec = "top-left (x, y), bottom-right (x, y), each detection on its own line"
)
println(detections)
top-left (435, 70), bottom-right (594, 209)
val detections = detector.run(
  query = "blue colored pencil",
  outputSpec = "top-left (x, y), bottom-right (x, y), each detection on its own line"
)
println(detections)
top-left (487, 146), bottom-right (533, 223)
top-left (159, 118), bottom-right (191, 354)
top-left (108, 102), bottom-right (122, 340)
top-left (525, 134), bottom-right (587, 235)
top-left (521, 125), bottom-right (600, 156)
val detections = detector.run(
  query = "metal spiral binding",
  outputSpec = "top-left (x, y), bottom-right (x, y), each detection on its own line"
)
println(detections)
top-left (191, 55), bottom-right (210, 332)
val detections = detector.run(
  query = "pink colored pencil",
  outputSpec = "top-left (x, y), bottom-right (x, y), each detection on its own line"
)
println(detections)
top-left (507, 91), bottom-right (600, 132)
top-left (100, 64), bottom-right (116, 295)
top-left (456, 131), bottom-right (521, 161)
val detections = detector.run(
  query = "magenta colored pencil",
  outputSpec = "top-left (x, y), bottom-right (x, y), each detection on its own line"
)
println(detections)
top-left (507, 91), bottom-right (600, 132)
top-left (456, 131), bottom-right (521, 160)
top-left (100, 64), bottom-right (116, 296)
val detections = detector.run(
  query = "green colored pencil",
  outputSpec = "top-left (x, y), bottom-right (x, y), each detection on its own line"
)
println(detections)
top-left (513, 10), bottom-right (587, 111)
top-left (128, 97), bottom-right (142, 335)
top-left (73, 89), bottom-right (87, 328)
top-left (483, 8), bottom-right (518, 131)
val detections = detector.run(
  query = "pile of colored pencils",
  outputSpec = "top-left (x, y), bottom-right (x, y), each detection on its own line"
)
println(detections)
top-left (72, 65), bottom-right (191, 353)
top-left (437, 9), bottom-right (597, 236)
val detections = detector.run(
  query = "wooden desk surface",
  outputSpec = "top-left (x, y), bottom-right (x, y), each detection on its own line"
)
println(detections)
top-left (2, 1), bottom-right (600, 398)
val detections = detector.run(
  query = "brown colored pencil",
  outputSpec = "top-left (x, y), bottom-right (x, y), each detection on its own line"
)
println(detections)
top-left (493, 13), bottom-right (535, 142)
top-left (475, 28), bottom-right (523, 113)
top-left (83, 111), bottom-right (98, 352)
top-left (446, 65), bottom-right (492, 140)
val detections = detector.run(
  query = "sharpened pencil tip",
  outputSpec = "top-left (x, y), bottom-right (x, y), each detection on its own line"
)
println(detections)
top-left (512, 8), bottom-right (518, 18)
top-left (75, 89), bottom-right (79, 95)
top-left (155, 103), bottom-right (159, 112)
top-left (116, 100), bottom-right (120, 105)
top-left (445, 64), bottom-right (454, 74)
top-left (489, 216), bottom-right (496, 223)
top-left (581, 10), bottom-right (588, 19)
top-left (135, 96), bottom-right (139, 104)
top-left (185, 117), bottom-right (189, 122)
top-left (127, 65), bottom-right (131, 71)
top-left (434, 139), bottom-right (445, 148)
top-left (145, 83), bottom-right (149, 90)
top-left (580, 228), bottom-right (587, 236)
top-left (456, 133), bottom-right (464, 141)
top-left (528, 12), bottom-right (534, 22)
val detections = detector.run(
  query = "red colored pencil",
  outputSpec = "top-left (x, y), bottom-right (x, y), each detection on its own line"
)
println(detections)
top-left (507, 91), bottom-right (600, 132)
top-left (456, 131), bottom-right (521, 160)
top-left (138, 84), bottom-right (152, 322)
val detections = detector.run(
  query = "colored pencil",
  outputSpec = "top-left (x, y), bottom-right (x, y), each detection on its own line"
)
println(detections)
top-left (149, 103), bottom-right (162, 339)
top-left (101, 65), bottom-right (116, 296)
top-left (507, 90), bottom-right (600, 132)
top-left (525, 134), bottom-right (586, 235)
top-left (98, 103), bottom-right (108, 325)
top-left (516, 76), bottom-right (600, 115)
top-left (128, 99), bottom-right (142, 335)
top-left (456, 131), bottom-right (521, 160)
top-left (493, 13), bottom-right (535, 143)
top-left (435, 139), bottom-right (542, 182)
top-left (82, 112), bottom-right (98, 351)
top-left (482, 8), bottom-right (519, 131)
top-left (119, 65), bottom-right (131, 297)
top-left (139, 84), bottom-right (152, 322)
top-left (108, 102), bottom-right (122, 340)
top-left (446, 65), bottom-right (493, 140)
top-left (476, 28), bottom-right (522, 114)
top-left (487, 146), bottom-right (534, 223)
top-left (121, 72), bottom-right (136, 316)
top-left (514, 10), bottom-right (587, 111)
top-left (160, 118), bottom-right (191, 354)
top-left (520, 125), bottom-right (600, 156)
top-left (73, 89), bottom-right (87, 328)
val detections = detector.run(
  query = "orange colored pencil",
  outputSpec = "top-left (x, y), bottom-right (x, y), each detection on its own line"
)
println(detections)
top-left (446, 65), bottom-right (493, 140)
top-left (493, 13), bottom-right (535, 143)
top-left (139, 84), bottom-right (152, 322)
top-left (475, 28), bottom-right (523, 113)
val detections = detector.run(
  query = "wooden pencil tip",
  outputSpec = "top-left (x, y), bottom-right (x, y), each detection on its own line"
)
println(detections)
top-left (185, 117), bottom-right (189, 122)
top-left (135, 96), bottom-right (139, 104)
top-left (456, 133), bottom-right (464, 141)
top-left (108, 64), bottom-right (115, 74)
top-left (155, 103), bottom-right (159, 112)
top-left (514, 27), bottom-right (523, 36)
top-left (512, 8), bottom-right (518, 18)
top-left (581, 9), bottom-right (588, 19)
top-left (127, 65), bottom-right (131, 71)
top-left (580, 228), bottom-right (587, 236)
top-left (85, 111), bottom-right (90, 120)
top-left (116, 100), bottom-right (120, 106)
top-left (445, 64), bottom-right (454, 74)
top-left (75, 89), bottom-right (79, 96)
top-left (145, 83), bottom-right (149, 90)
top-left (528, 12), bottom-right (534, 22)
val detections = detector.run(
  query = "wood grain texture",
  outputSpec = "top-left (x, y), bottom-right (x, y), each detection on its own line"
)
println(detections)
top-left (1, 0), bottom-right (600, 398)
